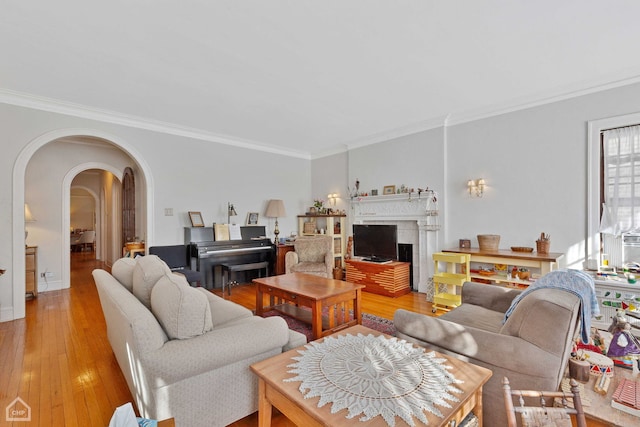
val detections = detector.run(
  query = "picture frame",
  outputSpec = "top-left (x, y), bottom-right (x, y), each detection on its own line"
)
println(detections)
top-left (383, 185), bottom-right (396, 195)
top-left (371, 189), bottom-right (378, 196)
top-left (246, 212), bottom-right (259, 225)
top-left (188, 211), bottom-right (205, 227)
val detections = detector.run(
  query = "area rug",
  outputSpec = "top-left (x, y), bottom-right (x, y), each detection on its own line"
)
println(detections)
top-left (261, 309), bottom-right (396, 342)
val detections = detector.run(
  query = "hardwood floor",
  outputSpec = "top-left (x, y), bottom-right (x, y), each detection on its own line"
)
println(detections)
top-left (0, 254), bottom-right (436, 426)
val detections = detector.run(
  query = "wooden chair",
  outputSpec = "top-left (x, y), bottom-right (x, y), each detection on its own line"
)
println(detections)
top-left (502, 377), bottom-right (586, 427)
top-left (72, 230), bottom-right (95, 252)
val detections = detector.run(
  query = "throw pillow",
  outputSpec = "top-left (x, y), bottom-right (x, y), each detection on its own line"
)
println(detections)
top-left (111, 257), bottom-right (137, 292)
top-left (132, 255), bottom-right (172, 309)
top-left (151, 273), bottom-right (213, 339)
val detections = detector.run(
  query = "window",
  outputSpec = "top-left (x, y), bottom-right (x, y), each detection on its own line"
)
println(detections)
top-left (588, 113), bottom-right (640, 268)
top-left (601, 125), bottom-right (640, 235)
top-left (122, 167), bottom-right (136, 244)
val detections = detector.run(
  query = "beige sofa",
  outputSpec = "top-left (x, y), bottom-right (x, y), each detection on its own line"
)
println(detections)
top-left (394, 281), bottom-right (582, 427)
top-left (93, 255), bottom-right (305, 427)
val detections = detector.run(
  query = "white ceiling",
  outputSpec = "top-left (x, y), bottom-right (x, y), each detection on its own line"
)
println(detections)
top-left (3, 1), bottom-right (640, 158)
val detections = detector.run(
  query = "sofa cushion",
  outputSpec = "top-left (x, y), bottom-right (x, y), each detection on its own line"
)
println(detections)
top-left (295, 237), bottom-right (328, 263)
top-left (151, 273), bottom-right (213, 339)
top-left (111, 257), bottom-right (137, 292)
top-left (133, 255), bottom-right (172, 309)
top-left (439, 304), bottom-right (505, 334)
top-left (290, 262), bottom-right (327, 274)
top-left (196, 287), bottom-right (253, 327)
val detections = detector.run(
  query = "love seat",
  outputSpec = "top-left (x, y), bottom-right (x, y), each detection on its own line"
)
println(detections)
top-left (93, 255), bottom-right (305, 427)
top-left (394, 279), bottom-right (583, 426)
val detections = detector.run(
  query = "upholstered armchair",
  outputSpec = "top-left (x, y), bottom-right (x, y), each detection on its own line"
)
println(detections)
top-left (394, 280), bottom-right (583, 427)
top-left (284, 235), bottom-right (334, 278)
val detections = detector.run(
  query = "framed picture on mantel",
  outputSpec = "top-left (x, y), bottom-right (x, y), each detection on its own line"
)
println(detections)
top-left (383, 185), bottom-right (395, 195)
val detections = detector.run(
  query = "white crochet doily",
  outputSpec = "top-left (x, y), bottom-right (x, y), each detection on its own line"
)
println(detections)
top-left (284, 333), bottom-right (463, 427)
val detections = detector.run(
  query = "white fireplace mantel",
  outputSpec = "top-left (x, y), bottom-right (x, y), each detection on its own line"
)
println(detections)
top-left (351, 193), bottom-right (439, 295)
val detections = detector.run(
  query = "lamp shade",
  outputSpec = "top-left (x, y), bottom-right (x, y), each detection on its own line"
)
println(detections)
top-left (25, 204), bottom-right (36, 222)
top-left (265, 199), bottom-right (286, 218)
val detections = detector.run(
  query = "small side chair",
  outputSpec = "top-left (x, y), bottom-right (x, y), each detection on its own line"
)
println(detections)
top-left (502, 376), bottom-right (586, 427)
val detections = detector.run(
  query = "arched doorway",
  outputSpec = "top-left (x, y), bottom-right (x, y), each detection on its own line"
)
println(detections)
top-left (11, 129), bottom-right (155, 321)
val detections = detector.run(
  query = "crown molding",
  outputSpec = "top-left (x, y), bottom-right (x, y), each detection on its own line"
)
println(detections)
top-left (447, 74), bottom-right (640, 126)
top-left (5, 71), bottom-right (640, 161)
top-left (345, 115), bottom-right (447, 152)
top-left (0, 88), bottom-right (311, 160)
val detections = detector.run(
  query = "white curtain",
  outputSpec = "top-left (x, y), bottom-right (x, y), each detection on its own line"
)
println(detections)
top-left (603, 125), bottom-right (640, 235)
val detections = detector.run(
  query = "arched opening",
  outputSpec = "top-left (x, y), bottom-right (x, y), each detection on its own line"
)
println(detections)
top-left (11, 129), bottom-right (155, 321)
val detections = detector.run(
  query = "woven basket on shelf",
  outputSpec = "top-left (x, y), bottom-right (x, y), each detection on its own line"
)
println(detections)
top-left (536, 239), bottom-right (550, 254)
top-left (303, 221), bottom-right (316, 234)
top-left (477, 234), bottom-right (500, 251)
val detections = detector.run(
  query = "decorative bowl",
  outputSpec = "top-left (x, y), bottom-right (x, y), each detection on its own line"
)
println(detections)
top-left (511, 246), bottom-right (534, 253)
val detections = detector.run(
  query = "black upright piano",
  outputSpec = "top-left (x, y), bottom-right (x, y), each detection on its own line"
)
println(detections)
top-left (185, 226), bottom-right (274, 289)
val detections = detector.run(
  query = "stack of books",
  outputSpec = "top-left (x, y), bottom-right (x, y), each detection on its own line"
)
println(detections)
top-left (611, 378), bottom-right (640, 417)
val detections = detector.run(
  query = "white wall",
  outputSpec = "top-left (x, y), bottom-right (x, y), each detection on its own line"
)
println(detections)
top-left (1, 103), bottom-right (310, 321)
top-left (5, 80), bottom-right (640, 321)
top-left (309, 82), bottom-right (640, 274)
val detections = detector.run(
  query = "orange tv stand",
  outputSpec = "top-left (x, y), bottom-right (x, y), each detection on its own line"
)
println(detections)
top-left (345, 259), bottom-right (411, 297)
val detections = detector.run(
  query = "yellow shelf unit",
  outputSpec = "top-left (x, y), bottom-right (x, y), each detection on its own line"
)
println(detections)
top-left (432, 252), bottom-right (470, 313)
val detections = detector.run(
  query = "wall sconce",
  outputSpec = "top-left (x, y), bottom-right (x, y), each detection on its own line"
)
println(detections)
top-left (327, 193), bottom-right (339, 206)
top-left (467, 179), bottom-right (485, 198)
top-left (227, 202), bottom-right (238, 224)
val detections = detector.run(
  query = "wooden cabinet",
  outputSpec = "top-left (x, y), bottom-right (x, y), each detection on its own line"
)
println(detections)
top-left (345, 259), bottom-right (411, 297)
top-left (275, 244), bottom-right (295, 275)
top-left (26, 245), bottom-right (37, 297)
top-left (298, 215), bottom-right (346, 268)
top-left (443, 248), bottom-right (564, 286)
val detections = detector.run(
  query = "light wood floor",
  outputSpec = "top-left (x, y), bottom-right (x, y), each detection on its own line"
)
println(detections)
top-left (0, 253), bottom-right (436, 426)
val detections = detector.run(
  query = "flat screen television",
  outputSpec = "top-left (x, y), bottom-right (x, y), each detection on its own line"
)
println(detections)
top-left (352, 224), bottom-right (398, 262)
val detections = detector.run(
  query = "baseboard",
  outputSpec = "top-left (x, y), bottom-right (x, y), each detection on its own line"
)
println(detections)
top-left (38, 280), bottom-right (66, 293)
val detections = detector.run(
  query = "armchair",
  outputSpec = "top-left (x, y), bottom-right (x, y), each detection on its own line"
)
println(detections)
top-left (394, 280), bottom-right (582, 426)
top-left (284, 235), bottom-right (333, 278)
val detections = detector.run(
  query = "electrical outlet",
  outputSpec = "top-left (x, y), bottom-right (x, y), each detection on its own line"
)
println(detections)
top-left (164, 208), bottom-right (173, 216)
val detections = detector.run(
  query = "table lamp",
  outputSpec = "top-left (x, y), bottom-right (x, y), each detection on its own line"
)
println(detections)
top-left (227, 202), bottom-right (237, 224)
top-left (25, 203), bottom-right (36, 244)
top-left (265, 199), bottom-right (286, 244)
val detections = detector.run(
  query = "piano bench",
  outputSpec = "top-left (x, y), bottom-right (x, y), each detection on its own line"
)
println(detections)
top-left (221, 261), bottom-right (269, 296)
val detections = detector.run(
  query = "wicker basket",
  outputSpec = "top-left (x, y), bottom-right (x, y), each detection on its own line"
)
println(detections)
top-left (303, 221), bottom-right (316, 234)
top-left (477, 234), bottom-right (500, 251)
top-left (536, 239), bottom-right (550, 254)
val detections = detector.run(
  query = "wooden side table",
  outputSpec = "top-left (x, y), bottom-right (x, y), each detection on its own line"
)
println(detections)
top-left (158, 418), bottom-right (175, 427)
top-left (275, 244), bottom-right (294, 275)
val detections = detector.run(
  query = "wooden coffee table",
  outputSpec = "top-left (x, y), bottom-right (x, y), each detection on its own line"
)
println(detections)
top-left (254, 273), bottom-right (364, 340)
top-left (250, 325), bottom-right (492, 427)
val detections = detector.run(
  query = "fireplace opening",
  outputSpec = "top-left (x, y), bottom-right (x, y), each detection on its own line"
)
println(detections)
top-left (398, 243), bottom-right (414, 290)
